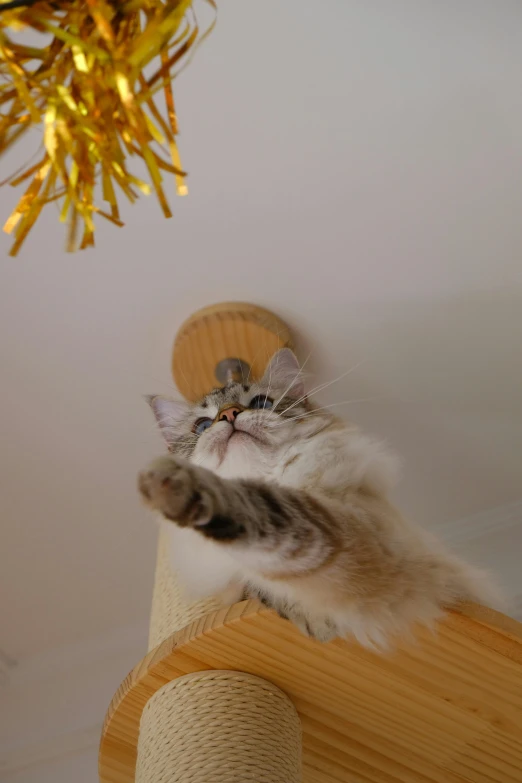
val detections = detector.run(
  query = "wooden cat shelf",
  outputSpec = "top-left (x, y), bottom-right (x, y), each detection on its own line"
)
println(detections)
top-left (99, 303), bottom-right (522, 783)
top-left (100, 601), bottom-right (522, 783)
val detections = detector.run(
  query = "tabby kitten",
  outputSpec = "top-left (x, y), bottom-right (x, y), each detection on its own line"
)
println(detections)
top-left (139, 349), bottom-right (498, 647)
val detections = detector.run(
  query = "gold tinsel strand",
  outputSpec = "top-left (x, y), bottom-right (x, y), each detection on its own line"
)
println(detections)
top-left (0, 0), bottom-right (215, 255)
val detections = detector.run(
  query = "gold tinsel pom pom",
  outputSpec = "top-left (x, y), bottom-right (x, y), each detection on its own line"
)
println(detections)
top-left (0, 0), bottom-right (215, 255)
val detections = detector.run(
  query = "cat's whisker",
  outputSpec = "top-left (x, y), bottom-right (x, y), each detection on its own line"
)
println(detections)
top-left (177, 364), bottom-right (199, 399)
top-left (265, 353), bottom-right (275, 408)
top-left (162, 436), bottom-right (198, 447)
top-left (284, 361), bottom-right (365, 412)
top-left (280, 359), bottom-right (370, 418)
top-left (149, 415), bottom-right (196, 444)
top-left (148, 418), bottom-right (179, 437)
top-left (239, 353), bottom-right (247, 386)
top-left (152, 416), bottom-right (187, 434)
top-left (275, 351), bottom-right (312, 405)
top-left (247, 327), bottom-right (289, 385)
top-left (271, 396), bottom-right (384, 427)
top-left (269, 350), bottom-right (313, 415)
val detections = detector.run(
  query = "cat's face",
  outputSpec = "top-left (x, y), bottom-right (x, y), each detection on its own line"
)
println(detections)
top-left (147, 349), bottom-right (326, 473)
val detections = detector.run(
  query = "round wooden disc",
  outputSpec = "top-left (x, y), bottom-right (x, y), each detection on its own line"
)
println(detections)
top-left (172, 302), bottom-right (293, 401)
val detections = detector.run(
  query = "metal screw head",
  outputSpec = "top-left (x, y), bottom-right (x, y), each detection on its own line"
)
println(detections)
top-left (215, 358), bottom-right (251, 385)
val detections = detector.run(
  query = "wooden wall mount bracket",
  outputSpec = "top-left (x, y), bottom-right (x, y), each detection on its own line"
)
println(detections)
top-left (171, 302), bottom-right (293, 401)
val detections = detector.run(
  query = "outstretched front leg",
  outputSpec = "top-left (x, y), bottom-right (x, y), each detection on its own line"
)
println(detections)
top-left (138, 455), bottom-right (340, 640)
top-left (138, 456), bottom-right (339, 554)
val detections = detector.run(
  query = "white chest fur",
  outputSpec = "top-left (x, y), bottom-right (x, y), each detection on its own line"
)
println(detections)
top-left (164, 522), bottom-right (240, 598)
top-left (165, 443), bottom-right (284, 597)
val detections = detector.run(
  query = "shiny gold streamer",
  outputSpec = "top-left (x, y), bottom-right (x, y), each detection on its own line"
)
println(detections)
top-left (0, 0), bottom-right (216, 255)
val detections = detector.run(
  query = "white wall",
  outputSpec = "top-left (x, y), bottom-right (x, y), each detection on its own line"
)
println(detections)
top-left (0, 624), bottom-right (148, 783)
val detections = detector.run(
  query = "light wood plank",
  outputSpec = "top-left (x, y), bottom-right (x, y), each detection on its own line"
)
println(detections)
top-left (99, 601), bottom-right (522, 782)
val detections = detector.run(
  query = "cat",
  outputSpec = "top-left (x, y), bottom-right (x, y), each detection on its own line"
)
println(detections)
top-left (138, 348), bottom-right (499, 648)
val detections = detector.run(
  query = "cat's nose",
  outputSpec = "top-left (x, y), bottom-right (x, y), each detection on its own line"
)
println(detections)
top-left (219, 406), bottom-right (242, 423)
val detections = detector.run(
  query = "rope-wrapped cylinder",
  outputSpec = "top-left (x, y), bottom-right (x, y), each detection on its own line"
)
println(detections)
top-left (140, 522), bottom-right (303, 781)
top-left (148, 523), bottom-right (222, 649)
top-left (136, 671), bottom-right (302, 783)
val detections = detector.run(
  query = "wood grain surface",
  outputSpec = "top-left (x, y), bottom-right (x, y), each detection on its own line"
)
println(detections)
top-left (99, 600), bottom-right (522, 783)
top-left (171, 302), bottom-right (293, 400)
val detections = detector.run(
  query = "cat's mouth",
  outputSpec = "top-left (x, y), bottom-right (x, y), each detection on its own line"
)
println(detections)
top-left (206, 419), bottom-right (267, 464)
top-left (229, 421), bottom-right (265, 445)
top-left (230, 429), bottom-right (257, 443)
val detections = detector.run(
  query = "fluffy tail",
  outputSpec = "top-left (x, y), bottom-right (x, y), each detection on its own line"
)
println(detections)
top-left (435, 551), bottom-right (504, 612)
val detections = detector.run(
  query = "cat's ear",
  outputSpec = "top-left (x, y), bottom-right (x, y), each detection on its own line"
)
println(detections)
top-left (145, 395), bottom-right (188, 448)
top-left (261, 348), bottom-right (305, 399)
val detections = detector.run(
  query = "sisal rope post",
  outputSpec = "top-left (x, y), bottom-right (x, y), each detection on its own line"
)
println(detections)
top-left (137, 522), bottom-right (303, 782)
top-left (136, 672), bottom-right (302, 783)
top-left (148, 523), bottom-right (222, 649)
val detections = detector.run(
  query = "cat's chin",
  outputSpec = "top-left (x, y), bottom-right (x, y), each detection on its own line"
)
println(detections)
top-left (197, 426), bottom-right (263, 469)
top-left (230, 430), bottom-right (250, 442)
top-left (231, 423), bottom-right (270, 448)
top-left (225, 430), bottom-right (262, 452)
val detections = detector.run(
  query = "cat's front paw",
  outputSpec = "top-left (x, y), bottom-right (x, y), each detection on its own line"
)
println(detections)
top-left (138, 456), bottom-right (210, 526)
top-left (249, 587), bottom-right (339, 643)
top-left (291, 613), bottom-right (339, 643)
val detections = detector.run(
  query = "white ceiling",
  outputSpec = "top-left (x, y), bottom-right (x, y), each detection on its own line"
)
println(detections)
top-left (1, 0), bottom-right (522, 679)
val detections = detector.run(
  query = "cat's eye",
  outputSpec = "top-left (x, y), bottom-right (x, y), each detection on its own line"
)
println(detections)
top-left (193, 418), bottom-right (213, 435)
top-left (249, 395), bottom-right (273, 410)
